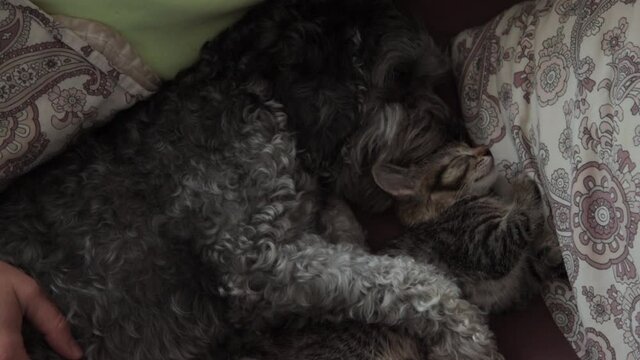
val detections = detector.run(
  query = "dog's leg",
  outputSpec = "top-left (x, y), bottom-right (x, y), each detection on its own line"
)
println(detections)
top-left (220, 239), bottom-right (503, 360)
top-left (202, 98), bottom-right (501, 359)
top-left (230, 322), bottom-right (423, 360)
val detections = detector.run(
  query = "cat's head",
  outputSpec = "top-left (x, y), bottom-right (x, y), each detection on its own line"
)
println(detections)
top-left (372, 143), bottom-right (498, 225)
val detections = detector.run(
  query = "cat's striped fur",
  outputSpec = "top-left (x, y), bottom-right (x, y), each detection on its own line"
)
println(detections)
top-left (374, 142), bottom-right (562, 312)
top-left (233, 144), bottom-right (561, 360)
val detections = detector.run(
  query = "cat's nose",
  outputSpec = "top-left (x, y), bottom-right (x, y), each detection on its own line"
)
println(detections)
top-left (472, 146), bottom-right (491, 157)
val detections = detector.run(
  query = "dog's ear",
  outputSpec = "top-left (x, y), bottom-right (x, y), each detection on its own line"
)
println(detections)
top-left (372, 163), bottom-right (420, 197)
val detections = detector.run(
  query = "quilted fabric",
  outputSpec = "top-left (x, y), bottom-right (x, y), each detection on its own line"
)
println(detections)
top-left (0, 0), bottom-right (155, 189)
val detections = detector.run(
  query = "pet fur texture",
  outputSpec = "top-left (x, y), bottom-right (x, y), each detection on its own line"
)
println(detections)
top-left (373, 143), bottom-right (564, 312)
top-left (1, 0), bottom-right (501, 359)
top-left (233, 146), bottom-right (563, 360)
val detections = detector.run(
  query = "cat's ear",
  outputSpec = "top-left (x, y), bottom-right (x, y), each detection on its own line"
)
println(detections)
top-left (372, 163), bottom-right (419, 197)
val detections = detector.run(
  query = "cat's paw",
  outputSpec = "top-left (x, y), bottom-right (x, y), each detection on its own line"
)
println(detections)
top-left (539, 232), bottom-right (563, 262)
top-left (511, 176), bottom-right (542, 208)
top-left (509, 176), bottom-right (545, 240)
top-left (532, 231), bottom-right (566, 279)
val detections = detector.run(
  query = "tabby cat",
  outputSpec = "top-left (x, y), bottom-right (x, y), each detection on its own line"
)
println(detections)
top-left (373, 142), bottom-right (562, 312)
top-left (233, 143), bottom-right (562, 360)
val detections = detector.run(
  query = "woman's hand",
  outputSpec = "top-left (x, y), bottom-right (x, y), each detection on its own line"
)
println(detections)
top-left (0, 261), bottom-right (82, 360)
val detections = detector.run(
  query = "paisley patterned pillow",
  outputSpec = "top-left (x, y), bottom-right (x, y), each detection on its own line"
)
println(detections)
top-left (452, 1), bottom-right (640, 358)
top-left (0, 0), bottom-right (158, 190)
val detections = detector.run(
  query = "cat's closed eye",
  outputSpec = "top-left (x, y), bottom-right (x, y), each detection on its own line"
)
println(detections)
top-left (438, 156), bottom-right (471, 189)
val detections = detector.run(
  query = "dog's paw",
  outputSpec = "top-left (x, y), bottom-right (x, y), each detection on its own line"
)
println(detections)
top-left (429, 297), bottom-right (503, 360)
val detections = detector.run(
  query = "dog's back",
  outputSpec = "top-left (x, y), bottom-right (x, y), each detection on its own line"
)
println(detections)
top-left (0, 1), bottom-right (379, 357)
top-left (0, 84), bottom-right (241, 358)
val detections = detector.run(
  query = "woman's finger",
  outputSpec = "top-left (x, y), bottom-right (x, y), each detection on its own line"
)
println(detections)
top-left (12, 271), bottom-right (83, 360)
top-left (0, 280), bottom-right (30, 360)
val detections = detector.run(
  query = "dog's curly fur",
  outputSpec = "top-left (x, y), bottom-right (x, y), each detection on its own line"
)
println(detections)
top-left (1, 0), bottom-right (502, 359)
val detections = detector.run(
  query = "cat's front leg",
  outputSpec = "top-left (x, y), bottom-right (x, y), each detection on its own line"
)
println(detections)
top-left (508, 176), bottom-right (545, 234)
top-left (511, 178), bottom-right (564, 278)
top-left (478, 176), bottom-right (545, 276)
top-left (461, 176), bottom-right (547, 311)
top-left (403, 183), bottom-right (543, 280)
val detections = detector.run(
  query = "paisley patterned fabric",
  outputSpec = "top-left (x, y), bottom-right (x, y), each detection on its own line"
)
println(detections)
top-left (0, 0), bottom-right (156, 190)
top-left (453, 0), bottom-right (640, 358)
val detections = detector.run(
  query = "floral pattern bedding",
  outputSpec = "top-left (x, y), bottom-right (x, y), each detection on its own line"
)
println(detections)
top-left (0, 0), bottom-right (156, 190)
top-left (453, 0), bottom-right (640, 358)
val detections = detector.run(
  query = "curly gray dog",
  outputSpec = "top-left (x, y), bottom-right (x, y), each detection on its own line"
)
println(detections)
top-left (0, 0), bottom-right (502, 359)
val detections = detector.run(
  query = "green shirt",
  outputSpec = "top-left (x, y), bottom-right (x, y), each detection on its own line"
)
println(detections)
top-left (33, 0), bottom-right (261, 79)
